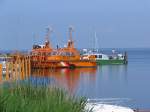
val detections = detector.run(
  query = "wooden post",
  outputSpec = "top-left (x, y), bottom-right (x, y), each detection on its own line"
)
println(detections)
top-left (27, 57), bottom-right (29, 77)
top-left (10, 62), bottom-right (14, 80)
top-left (22, 59), bottom-right (25, 79)
top-left (20, 59), bottom-right (23, 80)
top-left (28, 56), bottom-right (31, 77)
top-left (18, 57), bottom-right (21, 80)
top-left (15, 60), bottom-right (18, 80)
top-left (25, 57), bottom-right (28, 78)
top-left (6, 63), bottom-right (9, 81)
top-left (0, 64), bottom-right (2, 82)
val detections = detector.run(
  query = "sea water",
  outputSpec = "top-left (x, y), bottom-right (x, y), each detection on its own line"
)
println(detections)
top-left (76, 48), bottom-right (150, 109)
top-left (29, 48), bottom-right (150, 109)
top-left (4, 48), bottom-right (150, 109)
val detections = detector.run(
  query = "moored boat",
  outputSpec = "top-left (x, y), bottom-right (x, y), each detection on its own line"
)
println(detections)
top-left (0, 55), bottom-right (12, 75)
top-left (82, 49), bottom-right (128, 65)
top-left (85, 103), bottom-right (134, 112)
top-left (81, 32), bottom-right (128, 65)
top-left (30, 27), bottom-right (97, 68)
top-left (85, 98), bottom-right (134, 112)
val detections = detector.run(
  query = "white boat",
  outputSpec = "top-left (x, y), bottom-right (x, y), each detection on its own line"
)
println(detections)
top-left (0, 56), bottom-right (11, 75)
top-left (85, 98), bottom-right (134, 112)
top-left (1, 61), bottom-right (6, 74)
top-left (85, 103), bottom-right (134, 112)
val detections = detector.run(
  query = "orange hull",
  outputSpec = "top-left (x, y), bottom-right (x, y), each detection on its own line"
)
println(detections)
top-left (69, 61), bottom-right (97, 68)
top-left (31, 60), bottom-right (96, 68)
top-left (31, 54), bottom-right (96, 68)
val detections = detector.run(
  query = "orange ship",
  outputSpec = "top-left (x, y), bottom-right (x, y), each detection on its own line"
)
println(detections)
top-left (30, 27), bottom-right (97, 68)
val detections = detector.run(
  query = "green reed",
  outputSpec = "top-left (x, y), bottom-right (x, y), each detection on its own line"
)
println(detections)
top-left (0, 84), bottom-right (88, 112)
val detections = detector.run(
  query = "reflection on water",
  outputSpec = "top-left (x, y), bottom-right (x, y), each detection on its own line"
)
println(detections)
top-left (30, 65), bottom-right (128, 97)
top-left (76, 65), bottom-right (129, 101)
top-left (30, 62), bottom-right (149, 109)
top-left (31, 68), bottom-right (97, 94)
top-left (99, 65), bottom-right (128, 83)
top-left (30, 65), bottom-right (131, 107)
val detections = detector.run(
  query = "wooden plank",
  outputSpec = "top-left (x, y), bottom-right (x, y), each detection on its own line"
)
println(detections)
top-left (6, 63), bottom-right (9, 80)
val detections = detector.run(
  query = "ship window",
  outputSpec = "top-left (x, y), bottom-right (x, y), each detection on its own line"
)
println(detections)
top-left (48, 53), bottom-right (51, 55)
top-left (109, 56), bottom-right (113, 59)
top-left (66, 52), bottom-right (74, 56)
top-left (66, 52), bottom-right (70, 56)
top-left (99, 55), bottom-right (102, 58)
top-left (51, 52), bottom-right (57, 55)
top-left (33, 45), bottom-right (41, 49)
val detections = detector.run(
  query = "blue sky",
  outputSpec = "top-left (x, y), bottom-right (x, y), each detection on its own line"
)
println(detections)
top-left (0, 0), bottom-right (150, 50)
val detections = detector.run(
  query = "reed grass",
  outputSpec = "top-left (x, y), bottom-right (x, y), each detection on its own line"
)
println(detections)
top-left (0, 84), bottom-right (88, 112)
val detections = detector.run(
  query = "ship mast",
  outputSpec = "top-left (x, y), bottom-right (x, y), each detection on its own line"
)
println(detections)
top-left (94, 31), bottom-right (98, 52)
top-left (45, 27), bottom-right (52, 48)
top-left (68, 26), bottom-right (74, 48)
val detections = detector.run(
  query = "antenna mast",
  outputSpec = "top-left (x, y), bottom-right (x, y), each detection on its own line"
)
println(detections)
top-left (69, 26), bottom-right (74, 41)
top-left (46, 27), bottom-right (52, 42)
top-left (45, 26), bottom-right (53, 48)
top-left (68, 26), bottom-right (74, 48)
top-left (94, 32), bottom-right (98, 51)
top-left (94, 32), bottom-right (98, 50)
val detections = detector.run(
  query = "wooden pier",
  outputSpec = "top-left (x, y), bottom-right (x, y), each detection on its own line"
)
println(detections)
top-left (0, 64), bottom-right (2, 83)
top-left (0, 54), bottom-right (31, 83)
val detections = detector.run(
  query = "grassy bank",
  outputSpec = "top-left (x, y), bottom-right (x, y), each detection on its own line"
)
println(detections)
top-left (0, 84), bottom-right (88, 112)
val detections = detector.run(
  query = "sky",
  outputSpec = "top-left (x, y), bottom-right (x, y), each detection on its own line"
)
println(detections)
top-left (0, 0), bottom-right (150, 50)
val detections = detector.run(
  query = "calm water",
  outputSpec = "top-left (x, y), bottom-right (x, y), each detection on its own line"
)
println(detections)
top-left (29, 48), bottom-right (150, 109)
